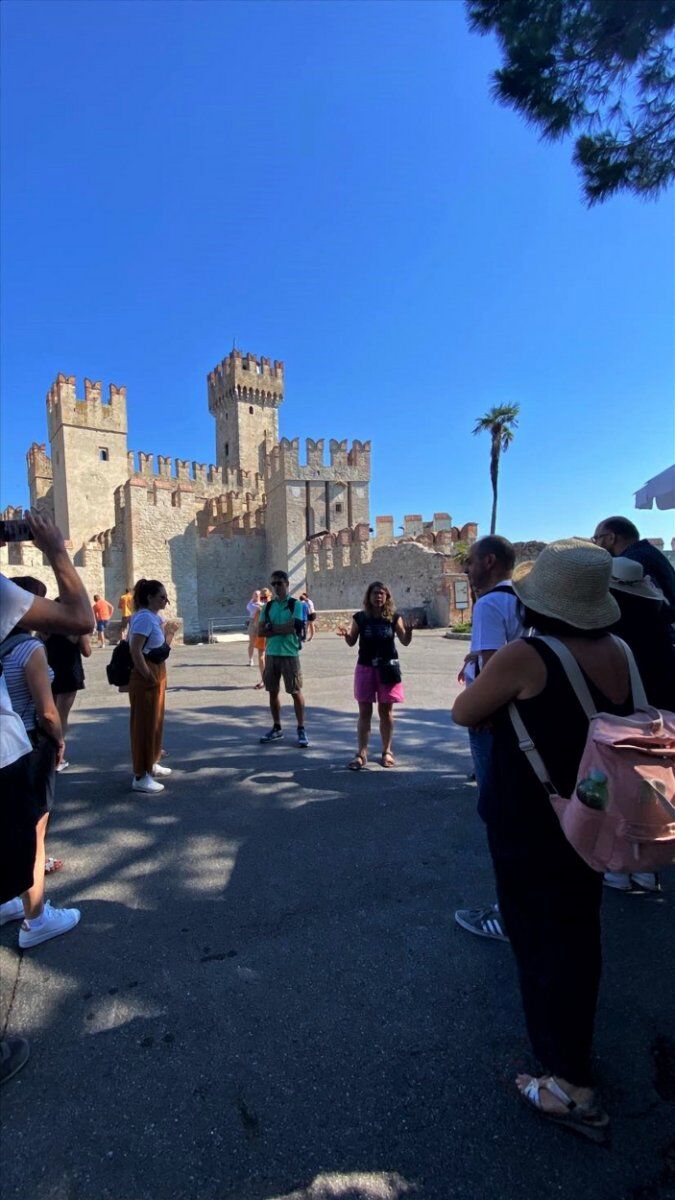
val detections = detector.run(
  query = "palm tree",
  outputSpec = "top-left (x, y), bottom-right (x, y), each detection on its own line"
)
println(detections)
top-left (472, 404), bottom-right (520, 535)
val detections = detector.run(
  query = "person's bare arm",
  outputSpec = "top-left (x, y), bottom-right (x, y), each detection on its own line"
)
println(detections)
top-left (130, 633), bottom-right (153, 682)
top-left (164, 620), bottom-right (180, 646)
top-left (16, 513), bottom-right (93, 635)
top-left (452, 641), bottom-right (544, 726)
top-left (336, 618), bottom-right (359, 646)
top-left (24, 649), bottom-right (65, 761)
top-left (395, 616), bottom-right (413, 646)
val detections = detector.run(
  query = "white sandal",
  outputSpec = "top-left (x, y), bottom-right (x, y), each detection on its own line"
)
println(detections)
top-left (519, 1076), bottom-right (610, 1144)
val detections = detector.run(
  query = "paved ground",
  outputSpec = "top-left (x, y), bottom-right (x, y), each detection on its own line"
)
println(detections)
top-left (1, 633), bottom-right (674, 1200)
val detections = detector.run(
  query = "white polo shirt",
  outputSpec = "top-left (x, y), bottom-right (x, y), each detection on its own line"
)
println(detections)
top-left (464, 581), bottom-right (524, 683)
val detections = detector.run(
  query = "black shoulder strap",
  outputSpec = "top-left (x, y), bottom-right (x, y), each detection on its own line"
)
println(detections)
top-left (480, 584), bottom-right (515, 598)
top-left (0, 632), bottom-right (34, 662)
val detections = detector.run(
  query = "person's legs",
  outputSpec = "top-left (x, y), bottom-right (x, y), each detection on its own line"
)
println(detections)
top-left (378, 703), bottom-right (394, 756)
top-left (21, 812), bottom-right (49, 920)
top-left (55, 691), bottom-right (77, 735)
top-left (291, 690), bottom-right (305, 727)
top-left (468, 728), bottom-right (493, 793)
top-left (269, 690), bottom-right (281, 726)
top-left (129, 673), bottom-right (160, 777)
top-left (151, 668), bottom-right (167, 768)
top-left (489, 825), bottom-right (602, 1089)
top-left (357, 702), bottom-right (373, 757)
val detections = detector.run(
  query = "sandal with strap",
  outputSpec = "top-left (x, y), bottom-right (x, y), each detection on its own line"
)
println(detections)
top-left (348, 752), bottom-right (367, 771)
top-left (518, 1076), bottom-right (610, 1144)
top-left (381, 751), bottom-right (395, 768)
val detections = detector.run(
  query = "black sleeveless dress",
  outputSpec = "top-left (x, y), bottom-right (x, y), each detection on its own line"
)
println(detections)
top-left (479, 637), bottom-right (635, 1087)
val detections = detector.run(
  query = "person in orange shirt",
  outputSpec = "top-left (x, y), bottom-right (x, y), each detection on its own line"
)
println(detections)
top-left (118, 586), bottom-right (134, 641)
top-left (92, 594), bottom-right (114, 648)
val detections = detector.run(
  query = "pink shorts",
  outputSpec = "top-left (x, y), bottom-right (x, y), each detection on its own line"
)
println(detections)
top-left (354, 663), bottom-right (405, 705)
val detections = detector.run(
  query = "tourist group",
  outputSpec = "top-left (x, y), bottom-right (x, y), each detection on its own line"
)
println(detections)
top-left (1, 509), bottom-right (674, 1146)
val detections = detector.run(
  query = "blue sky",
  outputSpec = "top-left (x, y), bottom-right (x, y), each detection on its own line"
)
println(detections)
top-left (1, 0), bottom-right (673, 544)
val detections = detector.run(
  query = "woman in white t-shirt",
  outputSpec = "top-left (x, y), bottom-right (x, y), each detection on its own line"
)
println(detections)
top-left (128, 579), bottom-right (178, 794)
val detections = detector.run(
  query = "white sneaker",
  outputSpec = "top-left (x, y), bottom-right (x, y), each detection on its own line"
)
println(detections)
top-left (0, 897), bottom-right (24, 926)
top-left (56, 761), bottom-right (70, 773)
top-left (631, 872), bottom-right (661, 892)
top-left (132, 773), bottom-right (164, 793)
top-left (603, 872), bottom-right (632, 890)
top-left (152, 762), bottom-right (172, 777)
top-left (19, 901), bottom-right (81, 948)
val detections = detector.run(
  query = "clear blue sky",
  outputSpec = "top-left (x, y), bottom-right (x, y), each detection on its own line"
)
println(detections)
top-left (2, 0), bottom-right (673, 544)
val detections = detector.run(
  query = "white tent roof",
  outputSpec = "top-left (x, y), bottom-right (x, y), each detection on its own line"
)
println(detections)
top-left (635, 465), bottom-right (675, 511)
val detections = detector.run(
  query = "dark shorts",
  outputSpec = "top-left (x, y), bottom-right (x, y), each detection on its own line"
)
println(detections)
top-left (52, 673), bottom-right (85, 695)
top-left (120, 616), bottom-right (130, 630)
top-left (263, 655), bottom-right (303, 695)
top-left (96, 619), bottom-right (109, 633)
top-left (0, 754), bottom-right (38, 903)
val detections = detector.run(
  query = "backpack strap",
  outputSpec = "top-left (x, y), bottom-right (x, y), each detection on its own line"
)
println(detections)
top-left (610, 635), bottom-right (649, 711)
top-left (507, 702), bottom-right (556, 795)
top-left (535, 635), bottom-right (597, 720)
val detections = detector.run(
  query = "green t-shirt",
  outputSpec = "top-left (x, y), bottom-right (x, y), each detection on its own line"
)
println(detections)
top-left (264, 597), bottom-right (303, 657)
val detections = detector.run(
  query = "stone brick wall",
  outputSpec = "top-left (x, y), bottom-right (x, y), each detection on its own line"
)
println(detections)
top-left (196, 530), bottom-right (267, 628)
top-left (123, 478), bottom-right (200, 636)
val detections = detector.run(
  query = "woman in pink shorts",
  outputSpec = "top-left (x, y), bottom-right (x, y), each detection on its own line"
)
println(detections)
top-left (336, 581), bottom-right (412, 770)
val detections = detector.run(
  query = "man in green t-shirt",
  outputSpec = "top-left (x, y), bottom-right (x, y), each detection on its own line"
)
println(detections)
top-left (259, 570), bottom-right (309, 747)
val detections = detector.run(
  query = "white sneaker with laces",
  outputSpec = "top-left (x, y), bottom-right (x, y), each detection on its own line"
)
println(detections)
top-left (0, 897), bottom-right (24, 926)
top-left (19, 901), bottom-right (81, 948)
top-left (132, 773), bottom-right (164, 793)
top-left (152, 762), bottom-right (172, 777)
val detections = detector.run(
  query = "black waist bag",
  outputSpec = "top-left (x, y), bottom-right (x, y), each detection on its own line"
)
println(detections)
top-left (377, 659), bottom-right (402, 686)
top-left (147, 642), bottom-right (171, 664)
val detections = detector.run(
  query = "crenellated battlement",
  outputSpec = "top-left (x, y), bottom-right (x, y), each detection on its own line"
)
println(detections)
top-left (126, 450), bottom-right (264, 499)
top-left (266, 437), bottom-right (371, 483)
top-left (46, 373), bottom-right (128, 439)
top-left (207, 349), bottom-right (284, 416)
top-left (27, 442), bottom-right (53, 479)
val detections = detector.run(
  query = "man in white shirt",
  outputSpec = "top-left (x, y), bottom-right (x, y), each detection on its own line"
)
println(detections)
top-left (0, 513), bottom-right (92, 1083)
top-left (454, 535), bottom-right (524, 943)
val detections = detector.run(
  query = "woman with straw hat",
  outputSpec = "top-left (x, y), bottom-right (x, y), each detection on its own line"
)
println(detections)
top-left (452, 538), bottom-right (639, 1143)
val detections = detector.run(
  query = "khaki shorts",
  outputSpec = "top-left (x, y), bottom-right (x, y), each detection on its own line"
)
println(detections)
top-left (264, 654), bottom-right (303, 695)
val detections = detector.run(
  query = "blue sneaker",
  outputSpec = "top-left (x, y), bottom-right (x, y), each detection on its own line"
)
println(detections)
top-left (260, 727), bottom-right (283, 743)
top-left (297, 727), bottom-right (309, 748)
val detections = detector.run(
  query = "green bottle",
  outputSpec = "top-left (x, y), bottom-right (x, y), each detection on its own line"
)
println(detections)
top-left (576, 768), bottom-right (609, 811)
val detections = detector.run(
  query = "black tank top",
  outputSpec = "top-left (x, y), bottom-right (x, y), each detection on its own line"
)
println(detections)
top-left (479, 637), bottom-right (635, 833)
top-left (353, 611), bottom-right (399, 667)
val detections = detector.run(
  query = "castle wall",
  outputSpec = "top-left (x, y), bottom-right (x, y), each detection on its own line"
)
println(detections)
top-left (307, 539), bottom-right (471, 626)
top-left (208, 351), bottom-right (284, 478)
top-left (196, 532), bottom-right (267, 624)
top-left (122, 478), bottom-right (200, 635)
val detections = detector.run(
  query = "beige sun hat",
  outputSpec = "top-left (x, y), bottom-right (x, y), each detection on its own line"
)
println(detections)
top-left (511, 538), bottom-right (620, 629)
top-left (609, 557), bottom-right (665, 602)
top-left (512, 559), bottom-right (536, 583)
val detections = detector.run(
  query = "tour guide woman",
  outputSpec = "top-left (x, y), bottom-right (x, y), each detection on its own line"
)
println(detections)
top-left (452, 539), bottom-right (636, 1144)
top-left (128, 579), bottom-right (178, 794)
top-left (337, 581), bottom-right (412, 769)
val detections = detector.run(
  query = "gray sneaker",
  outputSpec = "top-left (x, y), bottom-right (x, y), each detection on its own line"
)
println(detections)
top-left (454, 905), bottom-right (509, 942)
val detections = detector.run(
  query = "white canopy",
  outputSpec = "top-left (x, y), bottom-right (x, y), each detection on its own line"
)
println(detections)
top-left (635, 464), bottom-right (675, 511)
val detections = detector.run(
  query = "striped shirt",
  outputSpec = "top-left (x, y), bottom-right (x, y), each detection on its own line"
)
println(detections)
top-left (3, 638), bottom-right (54, 732)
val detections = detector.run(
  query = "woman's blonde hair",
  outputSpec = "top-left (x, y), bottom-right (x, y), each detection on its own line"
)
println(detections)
top-left (363, 580), bottom-right (394, 621)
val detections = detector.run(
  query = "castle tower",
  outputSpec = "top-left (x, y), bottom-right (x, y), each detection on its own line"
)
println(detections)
top-left (207, 350), bottom-right (284, 478)
top-left (265, 437), bottom-right (371, 592)
top-left (27, 442), bottom-right (55, 519)
top-left (46, 374), bottom-right (129, 548)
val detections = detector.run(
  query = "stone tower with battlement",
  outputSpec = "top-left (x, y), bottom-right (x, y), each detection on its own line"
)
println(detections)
top-left (208, 350), bottom-right (284, 480)
top-left (46, 374), bottom-right (129, 548)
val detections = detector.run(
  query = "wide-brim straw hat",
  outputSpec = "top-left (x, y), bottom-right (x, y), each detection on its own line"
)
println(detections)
top-left (609, 556), bottom-right (665, 602)
top-left (511, 538), bottom-right (620, 630)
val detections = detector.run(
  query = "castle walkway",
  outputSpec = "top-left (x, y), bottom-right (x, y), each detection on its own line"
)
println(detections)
top-left (1, 635), bottom-right (673, 1200)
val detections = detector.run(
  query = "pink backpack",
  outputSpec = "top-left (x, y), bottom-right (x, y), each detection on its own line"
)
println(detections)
top-left (509, 636), bottom-right (675, 874)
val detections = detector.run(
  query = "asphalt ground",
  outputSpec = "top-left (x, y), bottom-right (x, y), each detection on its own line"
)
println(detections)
top-left (1, 633), bottom-right (673, 1200)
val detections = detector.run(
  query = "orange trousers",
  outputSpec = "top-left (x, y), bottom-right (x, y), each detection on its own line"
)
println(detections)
top-left (129, 660), bottom-right (167, 777)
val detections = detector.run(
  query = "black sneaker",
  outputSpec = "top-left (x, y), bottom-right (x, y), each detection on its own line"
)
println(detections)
top-left (0, 1038), bottom-right (30, 1085)
top-left (260, 727), bottom-right (283, 743)
top-left (454, 905), bottom-right (509, 942)
top-left (296, 727), bottom-right (309, 748)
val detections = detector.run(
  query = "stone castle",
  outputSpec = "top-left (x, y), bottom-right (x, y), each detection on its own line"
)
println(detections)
top-left (1, 349), bottom-right (478, 636)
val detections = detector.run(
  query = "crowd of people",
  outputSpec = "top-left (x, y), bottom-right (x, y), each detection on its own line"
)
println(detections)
top-left (1, 510), bottom-right (674, 1149)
